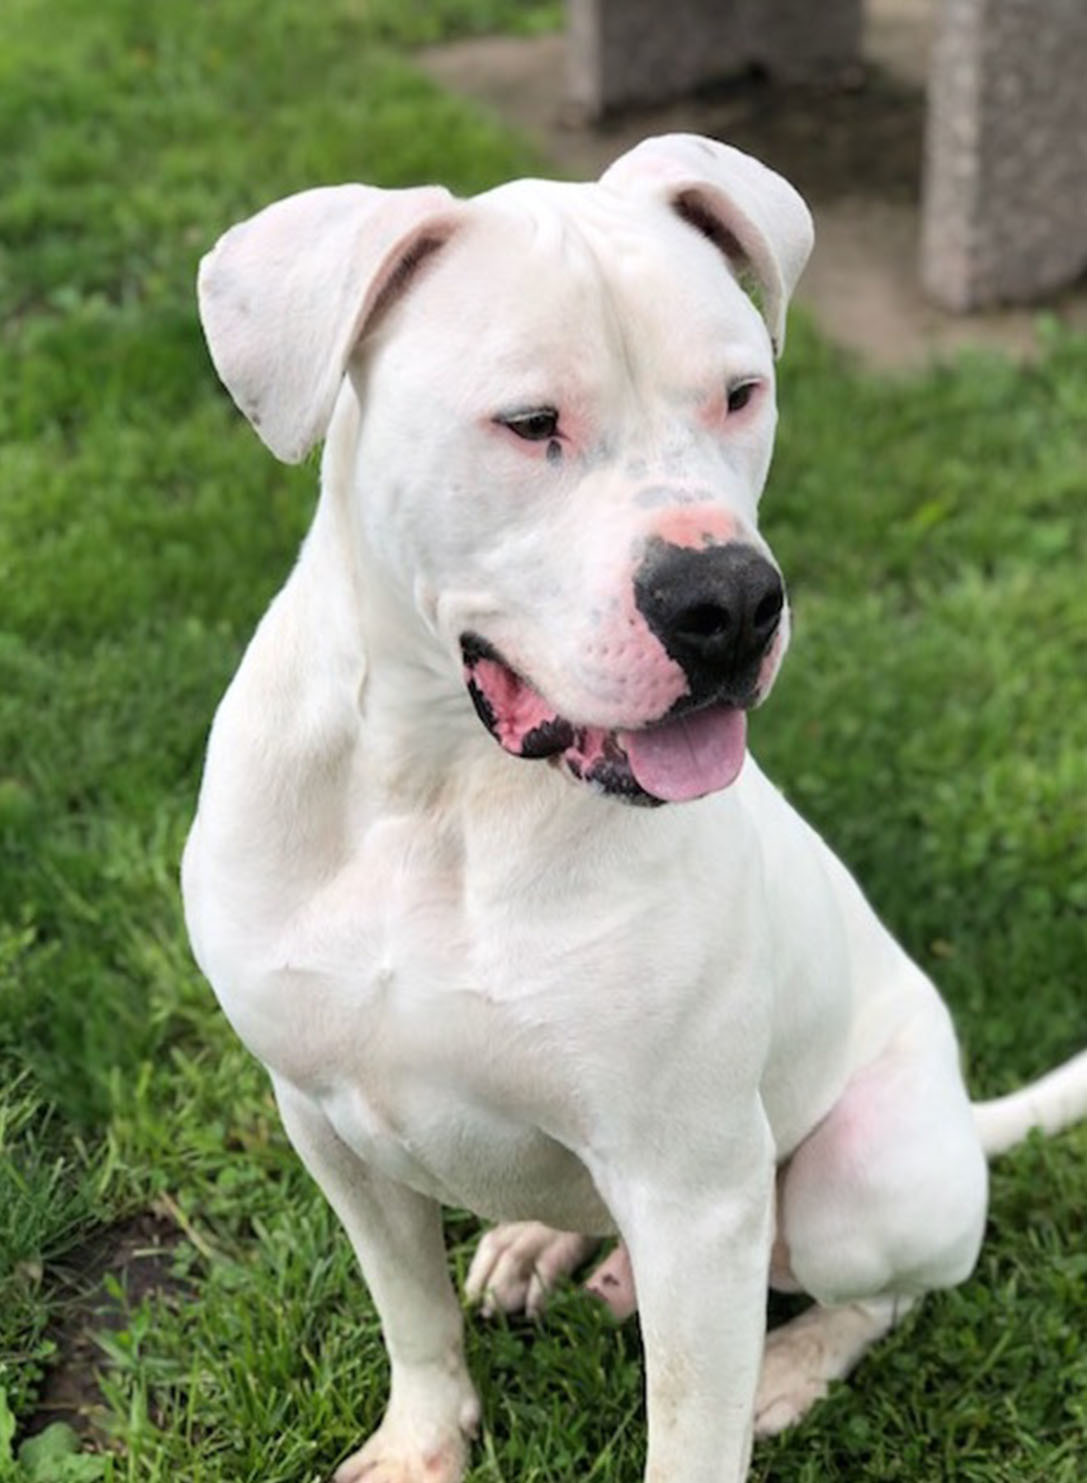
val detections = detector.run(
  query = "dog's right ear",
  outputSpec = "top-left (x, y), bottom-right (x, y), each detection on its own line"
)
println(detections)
top-left (198, 184), bottom-right (457, 463)
top-left (601, 136), bottom-right (812, 357)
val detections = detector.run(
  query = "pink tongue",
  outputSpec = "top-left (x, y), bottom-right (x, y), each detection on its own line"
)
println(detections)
top-left (622, 705), bottom-right (748, 803)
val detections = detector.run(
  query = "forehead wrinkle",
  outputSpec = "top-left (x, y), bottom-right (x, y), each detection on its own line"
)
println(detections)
top-left (479, 183), bottom-right (664, 391)
top-left (546, 209), bottom-right (665, 426)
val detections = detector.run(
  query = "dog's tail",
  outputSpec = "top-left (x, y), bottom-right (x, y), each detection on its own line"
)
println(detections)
top-left (973, 1049), bottom-right (1087, 1157)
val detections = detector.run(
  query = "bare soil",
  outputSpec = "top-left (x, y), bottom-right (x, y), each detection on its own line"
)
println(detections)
top-left (23, 1210), bottom-right (188, 1447)
top-left (419, 13), bottom-right (1087, 368)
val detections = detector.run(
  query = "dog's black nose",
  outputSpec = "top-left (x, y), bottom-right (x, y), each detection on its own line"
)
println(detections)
top-left (634, 541), bottom-right (784, 702)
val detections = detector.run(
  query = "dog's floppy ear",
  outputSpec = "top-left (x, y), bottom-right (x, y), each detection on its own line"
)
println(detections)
top-left (601, 135), bottom-right (812, 356)
top-left (198, 183), bottom-right (456, 463)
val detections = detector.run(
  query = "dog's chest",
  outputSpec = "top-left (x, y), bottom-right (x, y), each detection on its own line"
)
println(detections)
top-left (214, 797), bottom-right (753, 1220)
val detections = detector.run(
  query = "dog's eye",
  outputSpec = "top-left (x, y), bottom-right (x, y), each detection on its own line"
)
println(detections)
top-left (726, 380), bottom-right (759, 414)
top-left (495, 407), bottom-right (559, 442)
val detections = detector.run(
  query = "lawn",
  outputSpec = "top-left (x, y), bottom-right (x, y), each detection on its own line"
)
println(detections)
top-left (0, 0), bottom-right (1084, 1479)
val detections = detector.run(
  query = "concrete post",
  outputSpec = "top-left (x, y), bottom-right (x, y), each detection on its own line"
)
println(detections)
top-left (566, 0), bottom-right (863, 119)
top-left (921, 0), bottom-right (1087, 310)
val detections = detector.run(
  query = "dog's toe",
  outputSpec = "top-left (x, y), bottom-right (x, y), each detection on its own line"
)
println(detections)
top-left (583, 1242), bottom-right (637, 1320)
top-left (465, 1222), bottom-right (596, 1316)
top-left (753, 1370), bottom-right (829, 1438)
top-left (754, 1323), bottom-right (832, 1437)
top-left (333, 1439), bottom-right (462, 1483)
top-left (333, 1404), bottom-right (476, 1483)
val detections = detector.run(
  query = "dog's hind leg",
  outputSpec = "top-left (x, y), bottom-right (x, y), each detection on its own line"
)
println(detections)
top-left (466, 1223), bottom-right (599, 1317)
top-left (750, 1048), bottom-right (1087, 1436)
top-left (274, 1079), bottom-right (479, 1483)
top-left (777, 999), bottom-right (989, 1305)
top-left (750, 1007), bottom-right (985, 1437)
top-left (754, 1295), bottom-right (912, 1436)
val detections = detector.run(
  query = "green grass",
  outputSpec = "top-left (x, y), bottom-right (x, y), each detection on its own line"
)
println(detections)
top-left (1, 0), bottom-right (1084, 1478)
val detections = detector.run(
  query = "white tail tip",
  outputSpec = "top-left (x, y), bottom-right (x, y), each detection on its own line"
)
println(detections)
top-left (974, 1049), bottom-right (1087, 1157)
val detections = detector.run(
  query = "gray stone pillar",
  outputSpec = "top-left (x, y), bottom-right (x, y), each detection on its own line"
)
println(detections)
top-left (566, 0), bottom-right (863, 119)
top-left (921, 0), bottom-right (1087, 310)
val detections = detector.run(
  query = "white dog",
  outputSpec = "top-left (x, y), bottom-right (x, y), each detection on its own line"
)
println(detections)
top-left (183, 135), bottom-right (1087, 1482)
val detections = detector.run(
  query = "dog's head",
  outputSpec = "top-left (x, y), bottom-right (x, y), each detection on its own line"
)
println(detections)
top-left (198, 136), bottom-right (813, 805)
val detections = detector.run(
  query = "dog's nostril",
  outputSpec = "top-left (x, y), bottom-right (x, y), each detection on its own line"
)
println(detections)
top-left (677, 602), bottom-right (732, 640)
top-left (753, 587), bottom-right (783, 634)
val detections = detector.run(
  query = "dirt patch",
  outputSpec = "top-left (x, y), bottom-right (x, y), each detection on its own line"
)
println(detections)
top-left (671, 68), bottom-right (924, 207)
top-left (418, 22), bottom-right (1087, 368)
top-left (22, 1209), bottom-right (191, 1447)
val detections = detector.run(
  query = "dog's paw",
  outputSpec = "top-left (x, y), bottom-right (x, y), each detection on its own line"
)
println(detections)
top-left (333, 1391), bottom-right (479, 1483)
top-left (465, 1222), bottom-right (595, 1317)
top-left (333, 1431), bottom-right (465, 1483)
top-left (753, 1297), bottom-right (903, 1438)
top-left (753, 1322), bottom-right (832, 1438)
top-left (334, 1368), bottom-right (479, 1483)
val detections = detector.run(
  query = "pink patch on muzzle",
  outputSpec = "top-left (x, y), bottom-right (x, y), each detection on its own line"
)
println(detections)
top-left (653, 506), bottom-right (738, 551)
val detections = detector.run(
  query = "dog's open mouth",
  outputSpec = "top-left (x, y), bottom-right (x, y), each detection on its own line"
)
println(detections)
top-left (461, 635), bottom-right (747, 805)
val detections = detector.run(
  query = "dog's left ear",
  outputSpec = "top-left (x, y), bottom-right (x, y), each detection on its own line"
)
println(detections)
top-left (601, 135), bottom-right (813, 355)
top-left (198, 183), bottom-right (457, 463)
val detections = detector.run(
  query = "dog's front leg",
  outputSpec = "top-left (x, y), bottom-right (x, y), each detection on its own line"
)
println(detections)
top-left (593, 1105), bottom-right (774, 1483)
top-left (274, 1080), bottom-right (479, 1483)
